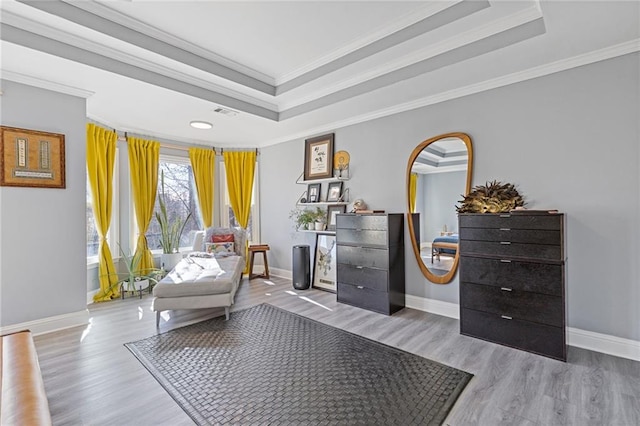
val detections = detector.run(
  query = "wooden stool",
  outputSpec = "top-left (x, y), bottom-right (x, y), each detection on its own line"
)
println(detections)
top-left (248, 244), bottom-right (270, 279)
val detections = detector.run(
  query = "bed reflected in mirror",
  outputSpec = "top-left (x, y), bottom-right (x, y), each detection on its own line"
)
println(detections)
top-left (407, 133), bottom-right (473, 284)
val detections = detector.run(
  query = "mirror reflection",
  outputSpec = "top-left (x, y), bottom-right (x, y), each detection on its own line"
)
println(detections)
top-left (407, 133), bottom-right (472, 284)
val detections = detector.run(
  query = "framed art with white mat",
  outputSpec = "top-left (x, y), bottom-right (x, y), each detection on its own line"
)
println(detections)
top-left (312, 233), bottom-right (337, 292)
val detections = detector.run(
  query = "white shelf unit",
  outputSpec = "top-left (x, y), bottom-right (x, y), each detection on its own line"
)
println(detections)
top-left (296, 172), bottom-right (351, 205)
top-left (296, 229), bottom-right (336, 235)
top-left (297, 201), bottom-right (348, 207)
top-left (295, 172), bottom-right (350, 185)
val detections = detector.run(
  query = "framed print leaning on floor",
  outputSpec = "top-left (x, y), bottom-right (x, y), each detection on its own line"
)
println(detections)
top-left (312, 233), bottom-right (337, 292)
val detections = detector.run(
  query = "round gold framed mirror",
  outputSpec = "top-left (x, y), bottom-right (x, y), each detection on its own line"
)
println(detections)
top-left (406, 132), bottom-right (473, 284)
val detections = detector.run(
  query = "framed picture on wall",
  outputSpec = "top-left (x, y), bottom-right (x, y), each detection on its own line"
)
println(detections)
top-left (304, 133), bottom-right (334, 180)
top-left (312, 233), bottom-right (337, 292)
top-left (326, 205), bottom-right (346, 231)
top-left (326, 181), bottom-right (343, 202)
top-left (0, 126), bottom-right (66, 188)
top-left (307, 183), bottom-right (321, 202)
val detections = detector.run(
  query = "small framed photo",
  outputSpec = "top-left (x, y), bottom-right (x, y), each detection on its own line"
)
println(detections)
top-left (1, 126), bottom-right (65, 188)
top-left (307, 183), bottom-right (321, 202)
top-left (326, 205), bottom-right (346, 231)
top-left (326, 181), bottom-right (343, 202)
top-left (312, 233), bottom-right (337, 292)
top-left (304, 133), bottom-right (334, 180)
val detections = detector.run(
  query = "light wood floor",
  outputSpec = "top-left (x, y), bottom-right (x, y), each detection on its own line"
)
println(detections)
top-left (34, 276), bottom-right (639, 425)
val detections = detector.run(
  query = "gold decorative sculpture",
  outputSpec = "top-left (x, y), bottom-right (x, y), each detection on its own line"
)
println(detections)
top-left (456, 180), bottom-right (525, 213)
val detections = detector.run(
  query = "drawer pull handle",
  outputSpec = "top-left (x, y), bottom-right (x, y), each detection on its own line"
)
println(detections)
top-left (500, 228), bottom-right (511, 231)
top-left (355, 266), bottom-right (364, 269)
top-left (500, 259), bottom-right (512, 263)
top-left (500, 241), bottom-right (511, 245)
top-left (500, 214), bottom-right (511, 218)
top-left (500, 287), bottom-right (513, 292)
top-left (357, 286), bottom-right (364, 289)
top-left (501, 315), bottom-right (513, 320)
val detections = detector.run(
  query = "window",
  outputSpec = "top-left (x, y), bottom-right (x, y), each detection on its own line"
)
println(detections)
top-left (145, 155), bottom-right (202, 251)
top-left (219, 162), bottom-right (260, 244)
top-left (86, 152), bottom-right (119, 262)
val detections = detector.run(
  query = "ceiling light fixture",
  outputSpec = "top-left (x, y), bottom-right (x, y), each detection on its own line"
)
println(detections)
top-left (190, 120), bottom-right (213, 129)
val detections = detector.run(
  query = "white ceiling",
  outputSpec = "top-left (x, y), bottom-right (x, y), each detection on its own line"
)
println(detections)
top-left (1, 1), bottom-right (638, 148)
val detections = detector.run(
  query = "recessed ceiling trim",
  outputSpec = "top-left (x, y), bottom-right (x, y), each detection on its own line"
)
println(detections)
top-left (422, 146), bottom-right (468, 159)
top-left (279, 16), bottom-right (546, 120)
top-left (89, 113), bottom-right (255, 150)
top-left (18, 0), bottom-right (276, 95)
top-left (0, 9), bottom-right (278, 112)
top-left (261, 39), bottom-right (640, 147)
top-left (278, 4), bottom-right (545, 111)
top-left (413, 164), bottom-right (469, 175)
top-left (415, 157), bottom-right (468, 168)
top-left (69, 0), bottom-right (275, 86)
top-left (0, 69), bottom-right (95, 98)
top-left (0, 23), bottom-right (279, 121)
top-left (275, 0), bottom-right (490, 93)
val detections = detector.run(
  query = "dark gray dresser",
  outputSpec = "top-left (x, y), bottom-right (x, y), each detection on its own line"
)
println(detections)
top-left (458, 212), bottom-right (566, 360)
top-left (336, 213), bottom-right (405, 315)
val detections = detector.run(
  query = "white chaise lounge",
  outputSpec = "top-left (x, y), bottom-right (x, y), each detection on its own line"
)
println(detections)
top-left (152, 227), bottom-right (246, 327)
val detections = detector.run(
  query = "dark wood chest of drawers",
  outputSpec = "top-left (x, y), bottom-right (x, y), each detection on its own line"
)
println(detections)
top-left (336, 213), bottom-right (405, 315)
top-left (458, 212), bottom-right (566, 360)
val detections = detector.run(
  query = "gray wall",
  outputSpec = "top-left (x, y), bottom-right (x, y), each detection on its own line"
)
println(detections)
top-left (420, 171), bottom-right (466, 243)
top-left (0, 80), bottom-right (88, 326)
top-left (260, 53), bottom-right (640, 341)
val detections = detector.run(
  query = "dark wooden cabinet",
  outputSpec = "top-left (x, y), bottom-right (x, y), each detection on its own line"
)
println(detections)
top-left (336, 213), bottom-right (405, 315)
top-left (459, 212), bottom-right (566, 360)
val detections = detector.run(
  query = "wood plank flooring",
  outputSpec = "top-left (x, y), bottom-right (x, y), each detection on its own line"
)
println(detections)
top-left (34, 276), bottom-right (639, 425)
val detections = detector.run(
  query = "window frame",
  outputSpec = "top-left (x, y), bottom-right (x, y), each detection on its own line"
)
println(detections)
top-left (135, 153), bottom-right (202, 255)
top-left (218, 160), bottom-right (261, 245)
top-left (87, 149), bottom-right (119, 266)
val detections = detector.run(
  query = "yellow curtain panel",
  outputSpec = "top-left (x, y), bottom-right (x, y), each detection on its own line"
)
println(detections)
top-left (87, 124), bottom-right (120, 302)
top-left (189, 147), bottom-right (216, 228)
top-left (128, 136), bottom-right (160, 274)
top-left (409, 173), bottom-right (418, 213)
top-left (223, 151), bottom-right (256, 271)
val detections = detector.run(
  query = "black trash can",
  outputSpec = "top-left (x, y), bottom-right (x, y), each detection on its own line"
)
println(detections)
top-left (292, 245), bottom-right (310, 290)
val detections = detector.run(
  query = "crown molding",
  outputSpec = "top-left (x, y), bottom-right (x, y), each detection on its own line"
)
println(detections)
top-left (278, 4), bottom-right (544, 111)
top-left (263, 39), bottom-right (640, 147)
top-left (16, 0), bottom-right (275, 94)
top-left (0, 69), bottom-right (95, 98)
top-left (88, 113), bottom-right (226, 148)
top-left (274, 0), bottom-right (463, 85)
top-left (67, 0), bottom-right (275, 86)
top-left (1, 10), bottom-right (278, 111)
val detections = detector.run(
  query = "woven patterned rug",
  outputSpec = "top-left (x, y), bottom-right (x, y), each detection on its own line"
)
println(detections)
top-left (126, 304), bottom-right (472, 425)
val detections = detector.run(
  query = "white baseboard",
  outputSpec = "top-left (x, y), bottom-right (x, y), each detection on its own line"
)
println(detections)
top-left (87, 289), bottom-right (99, 304)
top-left (405, 294), bottom-right (640, 362)
top-left (405, 294), bottom-right (460, 319)
top-left (0, 309), bottom-right (90, 337)
top-left (567, 327), bottom-right (640, 362)
top-left (269, 267), bottom-right (292, 280)
top-left (244, 270), bottom-right (640, 361)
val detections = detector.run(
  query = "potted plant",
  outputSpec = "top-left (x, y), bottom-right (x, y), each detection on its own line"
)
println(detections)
top-left (102, 245), bottom-right (163, 298)
top-left (156, 171), bottom-right (191, 271)
top-left (313, 207), bottom-right (327, 231)
top-left (289, 208), bottom-right (316, 230)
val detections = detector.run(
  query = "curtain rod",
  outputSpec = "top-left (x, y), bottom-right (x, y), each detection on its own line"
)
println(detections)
top-left (116, 136), bottom-right (260, 156)
top-left (117, 133), bottom-right (214, 152)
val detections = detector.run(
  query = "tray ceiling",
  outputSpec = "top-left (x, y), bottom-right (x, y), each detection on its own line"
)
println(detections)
top-left (1, 0), bottom-right (638, 147)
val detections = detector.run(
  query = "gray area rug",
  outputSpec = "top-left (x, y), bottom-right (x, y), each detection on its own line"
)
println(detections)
top-left (125, 304), bottom-right (472, 425)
